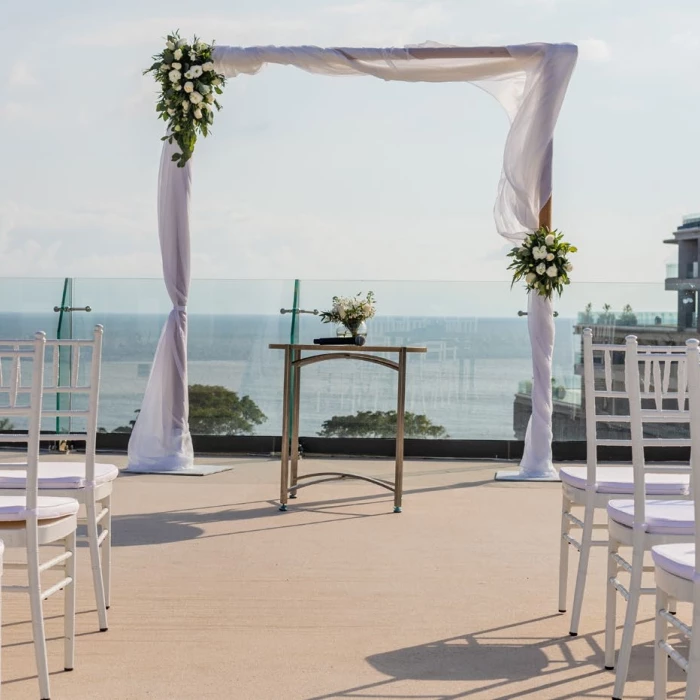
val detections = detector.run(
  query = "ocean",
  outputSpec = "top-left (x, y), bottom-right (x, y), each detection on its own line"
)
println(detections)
top-left (0, 312), bottom-right (580, 440)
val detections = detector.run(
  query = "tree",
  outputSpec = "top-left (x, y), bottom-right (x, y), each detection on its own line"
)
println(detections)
top-left (318, 410), bottom-right (448, 438)
top-left (0, 418), bottom-right (13, 431)
top-left (597, 303), bottom-right (615, 325)
top-left (581, 302), bottom-right (594, 324)
top-left (618, 304), bottom-right (638, 326)
top-left (188, 384), bottom-right (266, 435)
top-left (112, 385), bottom-right (266, 435)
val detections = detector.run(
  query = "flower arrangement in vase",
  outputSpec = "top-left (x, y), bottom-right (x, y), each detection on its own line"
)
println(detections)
top-left (507, 226), bottom-right (576, 299)
top-left (319, 291), bottom-right (376, 338)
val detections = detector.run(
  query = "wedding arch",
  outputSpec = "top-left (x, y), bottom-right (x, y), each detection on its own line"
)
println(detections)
top-left (127, 41), bottom-right (578, 478)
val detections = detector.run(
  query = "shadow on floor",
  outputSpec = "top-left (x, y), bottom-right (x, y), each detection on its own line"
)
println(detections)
top-left (304, 614), bottom-right (686, 700)
top-left (111, 478), bottom-right (496, 547)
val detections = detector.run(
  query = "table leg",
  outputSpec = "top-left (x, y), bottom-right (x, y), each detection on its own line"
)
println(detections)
top-left (394, 348), bottom-right (407, 513)
top-left (290, 349), bottom-right (301, 498)
top-left (279, 347), bottom-right (292, 511)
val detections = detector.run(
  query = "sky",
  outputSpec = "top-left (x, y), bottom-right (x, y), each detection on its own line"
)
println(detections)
top-left (1, 0), bottom-right (699, 293)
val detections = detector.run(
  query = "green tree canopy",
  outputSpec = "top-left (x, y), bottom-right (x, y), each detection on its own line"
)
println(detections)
top-left (113, 384), bottom-right (266, 435)
top-left (318, 410), bottom-right (447, 439)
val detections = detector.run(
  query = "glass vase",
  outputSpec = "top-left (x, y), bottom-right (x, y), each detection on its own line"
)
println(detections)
top-left (336, 320), bottom-right (368, 338)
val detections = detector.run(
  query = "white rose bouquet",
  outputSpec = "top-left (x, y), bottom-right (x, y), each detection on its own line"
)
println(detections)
top-left (319, 291), bottom-right (376, 335)
top-left (507, 226), bottom-right (576, 300)
top-left (144, 31), bottom-right (226, 167)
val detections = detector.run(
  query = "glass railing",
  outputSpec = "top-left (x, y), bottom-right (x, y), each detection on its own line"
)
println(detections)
top-left (0, 277), bottom-right (692, 445)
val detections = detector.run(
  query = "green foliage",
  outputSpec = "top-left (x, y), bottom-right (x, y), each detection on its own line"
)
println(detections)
top-left (113, 386), bottom-right (266, 435)
top-left (0, 418), bottom-right (13, 431)
top-left (188, 384), bottom-right (266, 435)
top-left (143, 31), bottom-right (226, 166)
top-left (597, 303), bottom-right (616, 325)
top-left (318, 410), bottom-right (448, 439)
top-left (581, 302), bottom-right (594, 324)
top-left (618, 304), bottom-right (638, 326)
top-left (507, 226), bottom-right (576, 300)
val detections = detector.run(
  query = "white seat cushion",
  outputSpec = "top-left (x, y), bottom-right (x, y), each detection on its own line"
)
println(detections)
top-left (607, 499), bottom-right (695, 535)
top-left (652, 542), bottom-right (696, 581)
top-left (0, 462), bottom-right (119, 490)
top-left (560, 466), bottom-right (690, 495)
top-left (0, 496), bottom-right (79, 522)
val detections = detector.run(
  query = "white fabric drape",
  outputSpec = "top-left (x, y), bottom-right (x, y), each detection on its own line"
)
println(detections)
top-left (129, 42), bottom-right (576, 473)
top-left (127, 137), bottom-right (193, 471)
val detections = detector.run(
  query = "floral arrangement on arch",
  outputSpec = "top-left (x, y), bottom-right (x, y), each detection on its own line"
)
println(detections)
top-left (319, 291), bottom-right (376, 334)
top-left (144, 31), bottom-right (226, 167)
top-left (507, 226), bottom-right (576, 300)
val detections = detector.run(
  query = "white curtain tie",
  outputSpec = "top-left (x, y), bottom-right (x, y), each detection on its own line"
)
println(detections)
top-left (174, 305), bottom-right (187, 311)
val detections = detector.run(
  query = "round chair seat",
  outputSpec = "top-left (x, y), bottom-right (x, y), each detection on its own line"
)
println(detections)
top-left (0, 462), bottom-right (119, 490)
top-left (0, 496), bottom-right (80, 522)
top-left (560, 465), bottom-right (689, 495)
top-left (652, 542), bottom-right (696, 581)
top-left (607, 499), bottom-right (695, 536)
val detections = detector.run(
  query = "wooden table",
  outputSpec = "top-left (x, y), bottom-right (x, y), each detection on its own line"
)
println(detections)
top-left (269, 344), bottom-right (427, 512)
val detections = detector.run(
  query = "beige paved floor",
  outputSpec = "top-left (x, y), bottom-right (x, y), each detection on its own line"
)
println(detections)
top-left (0, 454), bottom-right (689, 699)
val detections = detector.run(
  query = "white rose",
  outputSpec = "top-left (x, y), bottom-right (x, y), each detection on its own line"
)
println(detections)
top-left (202, 61), bottom-right (214, 72)
top-left (183, 81), bottom-right (194, 93)
top-left (199, 84), bottom-right (210, 94)
top-left (362, 303), bottom-right (373, 315)
top-left (532, 245), bottom-right (546, 260)
top-left (184, 71), bottom-right (193, 80)
top-left (189, 91), bottom-right (203, 104)
top-left (338, 307), bottom-right (346, 320)
top-left (536, 263), bottom-right (546, 275)
top-left (168, 70), bottom-right (181, 83)
top-left (173, 84), bottom-right (182, 91)
top-left (173, 48), bottom-right (183, 60)
top-left (189, 52), bottom-right (197, 61)
top-left (546, 265), bottom-right (558, 278)
top-left (166, 41), bottom-right (175, 50)
top-left (191, 65), bottom-right (203, 78)
top-left (546, 253), bottom-right (554, 261)
top-left (181, 100), bottom-right (190, 112)
top-left (194, 108), bottom-right (203, 120)
top-left (167, 108), bottom-right (176, 116)
top-left (171, 62), bottom-right (181, 69)
top-left (525, 272), bottom-right (536, 285)
top-left (545, 234), bottom-right (555, 246)
top-left (565, 262), bottom-right (573, 272)
top-left (212, 77), bottom-right (222, 86)
top-left (177, 38), bottom-right (187, 47)
top-left (174, 125), bottom-right (181, 131)
top-left (205, 93), bottom-right (215, 103)
top-left (196, 41), bottom-right (207, 50)
top-left (159, 64), bottom-right (169, 72)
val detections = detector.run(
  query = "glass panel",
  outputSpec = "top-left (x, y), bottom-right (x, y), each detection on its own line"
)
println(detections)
top-left (72, 278), bottom-right (296, 436)
top-left (0, 277), bottom-right (68, 340)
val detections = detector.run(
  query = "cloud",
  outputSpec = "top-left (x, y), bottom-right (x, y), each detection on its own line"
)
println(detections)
top-left (577, 39), bottom-right (612, 62)
top-left (8, 61), bottom-right (38, 86)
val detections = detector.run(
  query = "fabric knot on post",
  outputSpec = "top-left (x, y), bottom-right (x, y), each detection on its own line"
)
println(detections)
top-left (174, 305), bottom-right (187, 312)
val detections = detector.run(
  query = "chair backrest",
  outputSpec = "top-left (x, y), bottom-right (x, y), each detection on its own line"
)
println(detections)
top-left (583, 327), bottom-right (689, 489)
top-left (0, 332), bottom-right (46, 509)
top-left (625, 334), bottom-right (692, 526)
top-left (684, 338), bottom-right (700, 574)
top-left (0, 326), bottom-right (103, 481)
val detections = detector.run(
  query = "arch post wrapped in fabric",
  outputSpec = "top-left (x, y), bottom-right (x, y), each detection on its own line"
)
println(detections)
top-left (127, 41), bottom-right (577, 476)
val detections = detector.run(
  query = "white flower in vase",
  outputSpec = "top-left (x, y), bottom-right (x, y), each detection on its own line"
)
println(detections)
top-left (174, 48), bottom-right (183, 60)
top-left (536, 263), bottom-right (546, 275)
top-left (565, 262), bottom-right (573, 272)
top-left (546, 253), bottom-right (554, 261)
top-left (168, 70), bottom-right (181, 83)
top-left (191, 65), bottom-right (203, 78)
top-left (546, 265), bottom-right (558, 277)
top-left (545, 233), bottom-right (555, 246)
top-left (171, 62), bottom-right (181, 69)
top-left (525, 272), bottom-right (536, 284)
top-left (166, 41), bottom-right (175, 50)
top-left (202, 62), bottom-right (214, 72)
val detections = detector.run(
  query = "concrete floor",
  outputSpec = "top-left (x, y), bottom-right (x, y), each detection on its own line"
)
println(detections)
top-left (0, 454), bottom-right (689, 699)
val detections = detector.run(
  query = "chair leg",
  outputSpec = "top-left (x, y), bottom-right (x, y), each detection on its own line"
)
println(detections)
top-left (605, 536), bottom-right (619, 670)
top-left (86, 498), bottom-right (108, 631)
top-left (103, 494), bottom-right (112, 609)
top-left (559, 493), bottom-right (571, 614)
top-left (64, 529), bottom-right (76, 671)
top-left (612, 545), bottom-right (644, 700)
top-left (686, 596), bottom-right (700, 700)
top-left (654, 587), bottom-right (668, 700)
top-left (27, 543), bottom-right (51, 700)
top-left (570, 501), bottom-right (595, 635)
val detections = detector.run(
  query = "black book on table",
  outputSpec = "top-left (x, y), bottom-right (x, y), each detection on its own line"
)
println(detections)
top-left (313, 336), bottom-right (366, 346)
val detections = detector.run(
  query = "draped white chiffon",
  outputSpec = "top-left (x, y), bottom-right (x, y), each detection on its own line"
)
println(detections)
top-left (127, 42), bottom-right (576, 474)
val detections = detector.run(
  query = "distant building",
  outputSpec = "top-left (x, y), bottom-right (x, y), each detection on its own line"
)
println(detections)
top-left (664, 213), bottom-right (700, 330)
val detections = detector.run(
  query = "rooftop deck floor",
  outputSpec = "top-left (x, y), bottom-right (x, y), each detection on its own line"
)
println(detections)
top-left (1, 454), bottom-right (687, 699)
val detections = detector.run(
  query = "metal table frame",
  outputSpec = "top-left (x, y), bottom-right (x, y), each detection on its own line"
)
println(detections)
top-left (269, 344), bottom-right (427, 513)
